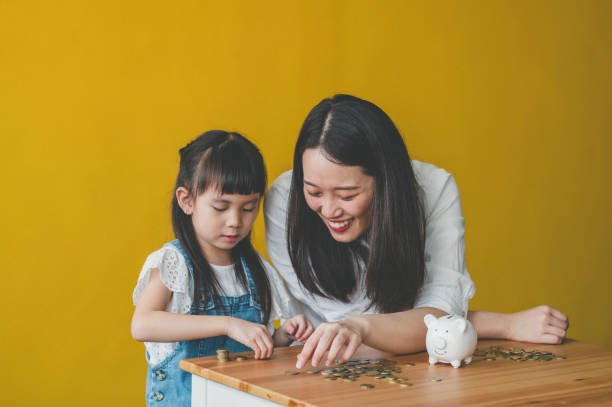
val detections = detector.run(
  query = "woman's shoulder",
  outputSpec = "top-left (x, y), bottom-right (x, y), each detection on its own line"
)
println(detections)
top-left (268, 169), bottom-right (293, 194)
top-left (411, 160), bottom-right (461, 218)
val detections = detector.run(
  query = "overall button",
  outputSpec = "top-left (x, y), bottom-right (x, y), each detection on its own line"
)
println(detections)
top-left (200, 293), bottom-right (207, 303)
top-left (155, 370), bottom-right (166, 381)
top-left (153, 391), bottom-right (164, 401)
top-left (253, 295), bottom-right (260, 303)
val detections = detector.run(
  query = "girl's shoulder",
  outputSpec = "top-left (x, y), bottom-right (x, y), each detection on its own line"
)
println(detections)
top-left (132, 242), bottom-right (193, 306)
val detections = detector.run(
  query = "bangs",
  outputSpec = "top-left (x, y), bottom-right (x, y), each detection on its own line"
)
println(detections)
top-left (193, 139), bottom-right (266, 196)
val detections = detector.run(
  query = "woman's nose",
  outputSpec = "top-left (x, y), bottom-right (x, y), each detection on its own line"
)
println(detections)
top-left (320, 198), bottom-right (340, 218)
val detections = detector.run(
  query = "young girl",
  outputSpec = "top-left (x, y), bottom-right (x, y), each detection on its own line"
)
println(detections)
top-left (131, 131), bottom-right (313, 407)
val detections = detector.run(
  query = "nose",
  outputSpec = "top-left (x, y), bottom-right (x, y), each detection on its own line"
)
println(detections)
top-left (433, 337), bottom-right (447, 350)
top-left (226, 209), bottom-right (242, 228)
top-left (320, 197), bottom-right (341, 219)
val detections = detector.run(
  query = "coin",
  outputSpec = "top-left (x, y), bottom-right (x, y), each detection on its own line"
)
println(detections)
top-left (360, 384), bottom-right (374, 389)
top-left (285, 370), bottom-right (300, 375)
top-left (403, 362), bottom-right (415, 366)
top-left (235, 356), bottom-right (247, 361)
top-left (400, 383), bottom-right (413, 387)
top-left (430, 377), bottom-right (442, 382)
top-left (305, 369), bottom-right (319, 374)
top-left (324, 376), bottom-right (338, 381)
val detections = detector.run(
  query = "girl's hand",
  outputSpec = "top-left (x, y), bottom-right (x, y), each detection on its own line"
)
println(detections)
top-left (507, 305), bottom-right (569, 344)
top-left (226, 318), bottom-right (274, 359)
top-left (296, 318), bottom-right (364, 369)
top-left (280, 314), bottom-right (314, 344)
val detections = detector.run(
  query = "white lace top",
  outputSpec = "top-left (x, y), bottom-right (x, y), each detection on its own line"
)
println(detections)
top-left (132, 243), bottom-right (302, 365)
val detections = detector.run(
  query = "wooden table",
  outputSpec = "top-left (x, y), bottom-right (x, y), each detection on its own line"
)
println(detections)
top-left (179, 339), bottom-right (612, 406)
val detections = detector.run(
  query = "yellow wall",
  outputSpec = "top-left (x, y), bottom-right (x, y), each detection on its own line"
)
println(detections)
top-left (1, 1), bottom-right (610, 405)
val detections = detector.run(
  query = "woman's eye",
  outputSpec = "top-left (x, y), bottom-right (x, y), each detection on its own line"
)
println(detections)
top-left (341, 195), bottom-right (357, 201)
top-left (242, 207), bottom-right (255, 212)
top-left (307, 191), bottom-right (321, 197)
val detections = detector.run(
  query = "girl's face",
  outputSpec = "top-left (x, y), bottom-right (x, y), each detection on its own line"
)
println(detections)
top-left (302, 147), bottom-right (374, 243)
top-left (177, 187), bottom-right (260, 265)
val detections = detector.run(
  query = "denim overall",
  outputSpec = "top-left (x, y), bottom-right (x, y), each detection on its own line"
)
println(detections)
top-left (145, 240), bottom-right (262, 407)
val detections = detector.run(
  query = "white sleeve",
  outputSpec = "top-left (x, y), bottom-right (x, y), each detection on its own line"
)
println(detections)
top-left (260, 254), bottom-right (305, 334)
top-left (413, 163), bottom-right (476, 317)
top-left (263, 171), bottom-right (295, 286)
top-left (132, 245), bottom-right (193, 315)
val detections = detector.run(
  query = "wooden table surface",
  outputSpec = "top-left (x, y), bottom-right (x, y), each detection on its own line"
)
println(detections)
top-left (180, 339), bottom-right (612, 406)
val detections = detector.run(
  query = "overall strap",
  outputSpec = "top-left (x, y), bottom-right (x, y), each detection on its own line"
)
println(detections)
top-left (240, 257), bottom-right (260, 303)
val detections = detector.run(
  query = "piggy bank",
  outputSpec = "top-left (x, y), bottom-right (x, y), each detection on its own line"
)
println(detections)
top-left (424, 314), bottom-right (477, 368)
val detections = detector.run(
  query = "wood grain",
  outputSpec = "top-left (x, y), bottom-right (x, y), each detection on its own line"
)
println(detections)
top-left (179, 339), bottom-right (612, 406)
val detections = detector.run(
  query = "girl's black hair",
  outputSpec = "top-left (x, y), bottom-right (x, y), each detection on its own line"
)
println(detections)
top-left (171, 130), bottom-right (271, 324)
top-left (287, 94), bottom-right (425, 313)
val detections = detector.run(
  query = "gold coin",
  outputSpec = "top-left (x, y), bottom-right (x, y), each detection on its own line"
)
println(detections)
top-left (430, 377), bottom-right (442, 382)
top-left (400, 383), bottom-right (413, 387)
top-left (235, 356), bottom-right (247, 361)
top-left (305, 369), bottom-right (319, 374)
top-left (285, 370), bottom-right (300, 375)
top-left (324, 376), bottom-right (338, 381)
top-left (360, 384), bottom-right (374, 389)
top-left (403, 362), bottom-right (415, 366)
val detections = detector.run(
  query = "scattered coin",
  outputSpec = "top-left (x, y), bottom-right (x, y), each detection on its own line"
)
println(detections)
top-left (285, 370), bottom-right (300, 375)
top-left (235, 356), bottom-right (247, 361)
top-left (473, 346), bottom-right (566, 363)
top-left (360, 384), bottom-right (374, 390)
top-left (403, 362), bottom-right (415, 366)
top-left (400, 383), bottom-right (413, 387)
top-left (305, 369), bottom-right (319, 374)
top-left (430, 377), bottom-right (442, 382)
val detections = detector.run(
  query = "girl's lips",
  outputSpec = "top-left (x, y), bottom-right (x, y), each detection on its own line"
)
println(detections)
top-left (223, 235), bottom-right (238, 243)
top-left (327, 219), bottom-right (353, 232)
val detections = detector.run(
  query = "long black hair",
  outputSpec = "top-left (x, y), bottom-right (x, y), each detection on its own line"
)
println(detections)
top-left (171, 130), bottom-right (271, 324)
top-left (287, 95), bottom-right (425, 313)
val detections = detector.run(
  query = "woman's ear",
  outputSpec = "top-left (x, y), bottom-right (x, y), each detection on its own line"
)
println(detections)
top-left (176, 187), bottom-right (194, 215)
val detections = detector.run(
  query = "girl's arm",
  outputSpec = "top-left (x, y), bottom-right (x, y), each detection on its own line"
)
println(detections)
top-left (131, 268), bottom-right (274, 359)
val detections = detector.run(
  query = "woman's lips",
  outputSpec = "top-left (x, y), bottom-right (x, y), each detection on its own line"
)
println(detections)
top-left (327, 219), bottom-right (353, 232)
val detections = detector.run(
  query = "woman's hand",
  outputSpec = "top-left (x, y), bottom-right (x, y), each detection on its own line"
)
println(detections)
top-left (226, 318), bottom-right (274, 359)
top-left (506, 305), bottom-right (569, 344)
top-left (277, 314), bottom-right (314, 345)
top-left (296, 318), bottom-right (366, 369)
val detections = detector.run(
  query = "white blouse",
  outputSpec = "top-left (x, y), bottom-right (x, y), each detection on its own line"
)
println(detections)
top-left (132, 243), bottom-right (302, 365)
top-left (263, 160), bottom-right (476, 328)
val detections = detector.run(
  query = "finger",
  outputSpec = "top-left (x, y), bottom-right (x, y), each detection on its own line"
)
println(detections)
top-left (544, 325), bottom-right (566, 339)
top-left (536, 333), bottom-right (564, 345)
top-left (311, 330), bottom-right (335, 367)
top-left (262, 332), bottom-right (274, 359)
top-left (549, 315), bottom-right (569, 330)
top-left (300, 324), bottom-right (315, 342)
top-left (341, 335), bottom-right (361, 362)
top-left (326, 333), bottom-right (348, 366)
top-left (297, 327), bottom-right (324, 368)
top-left (285, 320), bottom-right (297, 336)
top-left (254, 336), bottom-right (267, 359)
top-left (294, 320), bottom-right (306, 339)
top-left (249, 340), bottom-right (260, 359)
top-left (549, 308), bottom-right (568, 322)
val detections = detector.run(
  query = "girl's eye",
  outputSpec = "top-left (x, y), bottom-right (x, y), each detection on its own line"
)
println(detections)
top-left (341, 195), bottom-right (357, 201)
top-left (212, 207), bottom-right (227, 212)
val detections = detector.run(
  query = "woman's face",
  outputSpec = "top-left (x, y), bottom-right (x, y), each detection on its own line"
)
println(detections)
top-left (302, 147), bottom-right (374, 243)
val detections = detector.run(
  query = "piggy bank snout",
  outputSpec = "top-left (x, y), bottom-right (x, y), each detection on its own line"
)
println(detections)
top-left (432, 337), bottom-right (447, 349)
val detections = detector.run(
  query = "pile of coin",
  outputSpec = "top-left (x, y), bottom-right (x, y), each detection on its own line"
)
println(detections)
top-left (216, 348), bottom-right (229, 362)
top-left (294, 358), bottom-right (415, 389)
top-left (473, 346), bottom-right (567, 362)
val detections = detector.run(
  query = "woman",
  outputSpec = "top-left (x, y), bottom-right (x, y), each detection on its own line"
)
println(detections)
top-left (264, 94), bottom-right (568, 369)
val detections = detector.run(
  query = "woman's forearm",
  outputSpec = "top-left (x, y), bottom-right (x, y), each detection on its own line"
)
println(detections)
top-left (467, 310), bottom-right (511, 339)
top-left (349, 307), bottom-right (447, 354)
top-left (131, 311), bottom-right (230, 342)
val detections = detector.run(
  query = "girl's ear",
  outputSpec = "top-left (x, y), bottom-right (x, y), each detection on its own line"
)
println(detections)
top-left (176, 187), bottom-right (194, 215)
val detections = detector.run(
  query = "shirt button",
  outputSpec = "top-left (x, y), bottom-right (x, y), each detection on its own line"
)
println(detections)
top-left (153, 391), bottom-right (164, 401)
top-left (156, 370), bottom-right (166, 381)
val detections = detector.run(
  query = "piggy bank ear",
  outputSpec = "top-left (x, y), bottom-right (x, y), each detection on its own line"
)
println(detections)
top-left (424, 314), bottom-right (437, 328)
top-left (454, 318), bottom-right (467, 332)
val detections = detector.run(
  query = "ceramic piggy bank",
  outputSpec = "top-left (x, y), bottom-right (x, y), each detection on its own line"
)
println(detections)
top-left (424, 314), bottom-right (477, 368)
